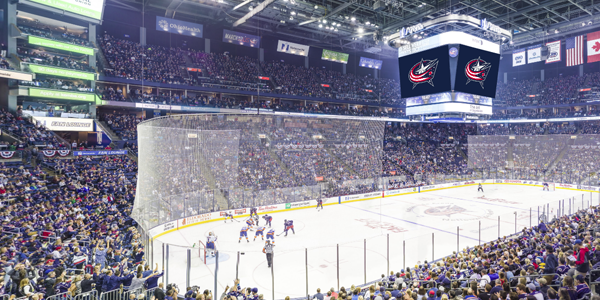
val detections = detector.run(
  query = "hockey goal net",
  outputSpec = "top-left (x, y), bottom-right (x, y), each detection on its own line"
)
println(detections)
top-left (196, 240), bottom-right (207, 264)
top-left (543, 183), bottom-right (555, 191)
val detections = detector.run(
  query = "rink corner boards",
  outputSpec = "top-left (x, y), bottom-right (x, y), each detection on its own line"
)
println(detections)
top-left (148, 179), bottom-right (599, 240)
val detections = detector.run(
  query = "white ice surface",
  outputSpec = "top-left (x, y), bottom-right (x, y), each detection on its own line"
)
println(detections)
top-left (153, 185), bottom-right (595, 299)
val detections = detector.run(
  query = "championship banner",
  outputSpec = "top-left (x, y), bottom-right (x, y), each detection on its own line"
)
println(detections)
top-left (222, 29), bottom-right (260, 47)
top-left (277, 40), bottom-right (309, 56)
top-left (545, 40), bottom-right (561, 64)
top-left (512, 48), bottom-right (526, 66)
top-left (359, 57), bottom-right (383, 69)
top-left (156, 16), bottom-right (203, 38)
top-left (527, 44), bottom-right (542, 64)
top-left (322, 49), bottom-right (349, 64)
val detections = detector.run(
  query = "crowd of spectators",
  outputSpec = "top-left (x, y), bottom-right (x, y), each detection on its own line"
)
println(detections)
top-left (18, 48), bottom-right (95, 72)
top-left (19, 78), bottom-right (93, 93)
top-left (0, 109), bottom-right (67, 148)
top-left (100, 113), bottom-right (141, 141)
top-left (3, 107), bottom-right (600, 300)
top-left (99, 35), bottom-right (188, 84)
top-left (0, 54), bottom-right (12, 70)
top-left (18, 19), bottom-right (91, 47)
top-left (261, 61), bottom-right (324, 98)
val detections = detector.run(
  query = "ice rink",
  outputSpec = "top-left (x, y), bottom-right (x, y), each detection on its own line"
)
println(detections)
top-left (153, 184), bottom-right (594, 299)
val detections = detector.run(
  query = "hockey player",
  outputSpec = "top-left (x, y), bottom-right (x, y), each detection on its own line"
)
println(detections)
top-left (543, 182), bottom-right (549, 191)
top-left (246, 218), bottom-right (255, 230)
top-left (477, 183), bottom-right (484, 192)
top-left (239, 226), bottom-right (249, 243)
top-left (206, 232), bottom-right (217, 257)
top-left (284, 219), bottom-right (295, 237)
top-left (224, 212), bottom-right (234, 223)
top-left (316, 198), bottom-right (323, 211)
top-left (266, 229), bottom-right (275, 243)
top-left (263, 214), bottom-right (272, 227)
top-left (250, 207), bottom-right (258, 219)
top-left (254, 226), bottom-right (265, 241)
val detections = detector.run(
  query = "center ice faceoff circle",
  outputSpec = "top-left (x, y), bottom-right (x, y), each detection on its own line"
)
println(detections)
top-left (406, 202), bottom-right (493, 221)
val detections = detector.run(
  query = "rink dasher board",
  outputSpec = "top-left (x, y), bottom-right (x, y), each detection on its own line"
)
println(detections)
top-left (148, 179), bottom-right (599, 239)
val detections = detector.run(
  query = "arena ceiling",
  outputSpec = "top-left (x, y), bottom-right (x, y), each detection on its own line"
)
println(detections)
top-left (107, 0), bottom-right (600, 57)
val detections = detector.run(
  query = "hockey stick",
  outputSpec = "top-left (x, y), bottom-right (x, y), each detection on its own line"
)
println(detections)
top-left (277, 231), bottom-right (286, 236)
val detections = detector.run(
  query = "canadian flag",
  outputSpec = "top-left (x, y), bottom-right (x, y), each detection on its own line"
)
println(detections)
top-left (587, 31), bottom-right (600, 63)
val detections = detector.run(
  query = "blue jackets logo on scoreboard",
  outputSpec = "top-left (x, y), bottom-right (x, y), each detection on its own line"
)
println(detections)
top-left (465, 57), bottom-right (491, 89)
top-left (409, 58), bottom-right (439, 89)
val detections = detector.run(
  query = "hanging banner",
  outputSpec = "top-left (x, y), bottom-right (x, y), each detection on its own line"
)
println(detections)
top-left (527, 44), bottom-right (542, 64)
top-left (277, 40), bottom-right (309, 56)
top-left (512, 48), bottom-right (526, 66)
top-left (41, 150), bottom-right (70, 157)
top-left (322, 49), bottom-right (349, 64)
top-left (222, 29), bottom-right (260, 47)
top-left (156, 16), bottom-right (203, 38)
top-left (0, 151), bottom-right (15, 159)
top-left (359, 57), bottom-right (383, 69)
top-left (545, 40), bottom-right (561, 64)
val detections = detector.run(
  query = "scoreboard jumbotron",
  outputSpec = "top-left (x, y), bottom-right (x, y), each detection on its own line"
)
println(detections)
top-left (397, 31), bottom-right (501, 118)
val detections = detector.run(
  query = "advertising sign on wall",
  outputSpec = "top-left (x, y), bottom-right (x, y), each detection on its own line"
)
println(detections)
top-left (359, 57), bottom-right (383, 69)
top-left (222, 29), bottom-right (260, 47)
top-left (27, 64), bottom-right (96, 80)
top-left (32, 116), bottom-right (95, 132)
top-left (277, 40), bottom-right (309, 56)
top-left (29, 88), bottom-right (97, 102)
top-left (156, 16), bottom-right (203, 38)
top-left (322, 49), bottom-right (349, 64)
top-left (28, 36), bottom-right (94, 55)
top-left (512, 48), bottom-right (526, 66)
top-left (27, 0), bottom-right (105, 20)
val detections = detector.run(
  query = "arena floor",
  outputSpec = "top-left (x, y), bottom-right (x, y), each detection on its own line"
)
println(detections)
top-left (153, 185), bottom-right (594, 299)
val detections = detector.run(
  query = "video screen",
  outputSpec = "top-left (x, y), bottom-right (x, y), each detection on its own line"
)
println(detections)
top-left (398, 46), bottom-right (451, 98)
top-left (453, 45), bottom-right (500, 98)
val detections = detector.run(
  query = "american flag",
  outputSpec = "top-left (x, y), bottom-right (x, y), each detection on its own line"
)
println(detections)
top-left (566, 35), bottom-right (584, 66)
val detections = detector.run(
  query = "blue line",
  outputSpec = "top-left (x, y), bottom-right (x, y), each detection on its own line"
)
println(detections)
top-left (344, 204), bottom-right (481, 242)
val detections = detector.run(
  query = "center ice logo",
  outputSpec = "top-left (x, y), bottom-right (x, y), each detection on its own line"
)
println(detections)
top-left (407, 202), bottom-right (493, 221)
top-left (424, 205), bottom-right (467, 217)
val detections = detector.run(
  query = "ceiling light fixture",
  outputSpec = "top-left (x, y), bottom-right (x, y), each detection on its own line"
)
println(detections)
top-left (358, 27), bottom-right (364, 33)
top-left (351, 16), bottom-right (356, 21)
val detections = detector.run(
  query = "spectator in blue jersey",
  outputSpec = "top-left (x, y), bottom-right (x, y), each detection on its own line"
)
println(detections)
top-left (575, 275), bottom-right (590, 299)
